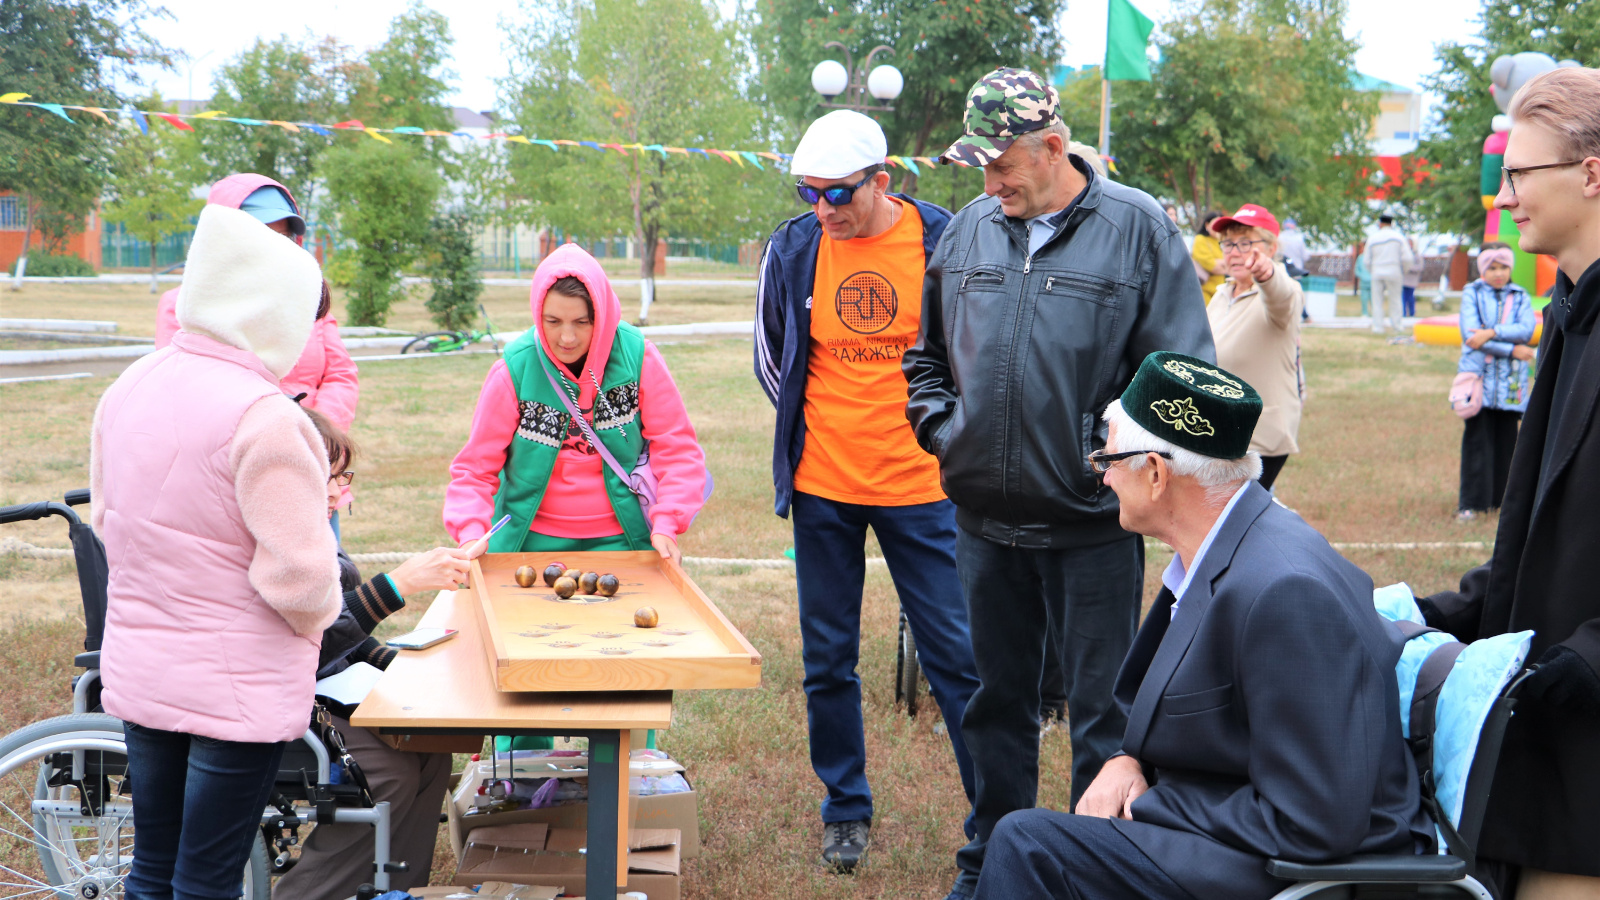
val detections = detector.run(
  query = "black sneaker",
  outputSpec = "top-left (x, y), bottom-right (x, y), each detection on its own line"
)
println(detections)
top-left (821, 819), bottom-right (871, 872)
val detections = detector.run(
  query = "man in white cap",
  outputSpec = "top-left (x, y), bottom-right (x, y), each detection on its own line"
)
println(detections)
top-left (755, 109), bottom-right (980, 875)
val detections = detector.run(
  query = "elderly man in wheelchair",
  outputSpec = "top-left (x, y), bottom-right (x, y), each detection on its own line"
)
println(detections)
top-left (972, 353), bottom-right (1452, 900)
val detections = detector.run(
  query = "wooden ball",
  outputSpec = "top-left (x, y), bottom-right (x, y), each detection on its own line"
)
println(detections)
top-left (514, 566), bottom-right (537, 588)
top-left (633, 606), bottom-right (659, 628)
top-left (579, 572), bottom-right (600, 595)
top-left (553, 576), bottom-right (579, 599)
top-left (542, 564), bottom-right (566, 587)
top-left (562, 568), bottom-right (582, 583)
top-left (596, 573), bottom-right (620, 597)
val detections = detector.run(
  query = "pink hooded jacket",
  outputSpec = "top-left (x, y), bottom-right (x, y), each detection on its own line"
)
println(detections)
top-left (155, 175), bottom-right (359, 430)
top-left (94, 203), bottom-right (341, 743)
top-left (444, 244), bottom-right (707, 544)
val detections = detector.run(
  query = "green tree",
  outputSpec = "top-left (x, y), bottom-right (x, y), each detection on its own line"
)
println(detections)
top-left (322, 141), bottom-right (439, 326)
top-left (103, 94), bottom-right (206, 292)
top-left (1409, 0), bottom-right (1600, 242)
top-left (198, 35), bottom-right (364, 214)
top-left (1063, 0), bottom-right (1376, 243)
top-left (748, 0), bottom-right (1065, 196)
top-left (502, 0), bottom-right (783, 323)
top-left (425, 212), bottom-right (483, 331)
top-left (0, 0), bottom-right (170, 286)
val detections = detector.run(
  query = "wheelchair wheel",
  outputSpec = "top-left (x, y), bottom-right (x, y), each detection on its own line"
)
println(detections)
top-left (0, 713), bottom-right (271, 899)
top-left (895, 611), bottom-right (921, 718)
top-left (401, 332), bottom-right (460, 354)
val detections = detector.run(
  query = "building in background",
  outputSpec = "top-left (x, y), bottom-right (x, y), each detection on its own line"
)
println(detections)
top-left (1, 194), bottom-right (103, 273)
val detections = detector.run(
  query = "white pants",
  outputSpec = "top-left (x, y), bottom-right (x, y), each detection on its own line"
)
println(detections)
top-left (1371, 275), bottom-right (1405, 333)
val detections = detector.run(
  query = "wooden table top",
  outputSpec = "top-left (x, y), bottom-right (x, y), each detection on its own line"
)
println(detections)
top-left (350, 589), bottom-right (673, 733)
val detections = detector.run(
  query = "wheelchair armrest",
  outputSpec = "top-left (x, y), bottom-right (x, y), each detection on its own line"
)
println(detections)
top-left (74, 651), bottom-right (101, 669)
top-left (1267, 853), bottom-right (1467, 883)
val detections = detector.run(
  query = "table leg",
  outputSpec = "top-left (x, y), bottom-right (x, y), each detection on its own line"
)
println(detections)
top-left (586, 729), bottom-right (621, 893)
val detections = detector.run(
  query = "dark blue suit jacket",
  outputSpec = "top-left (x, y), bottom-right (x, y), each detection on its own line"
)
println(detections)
top-left (1109, 483), bottom-right (1433, 898)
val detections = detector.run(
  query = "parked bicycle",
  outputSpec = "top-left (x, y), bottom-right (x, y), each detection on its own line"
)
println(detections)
top-left (401, 303), bottom-right (501, 355)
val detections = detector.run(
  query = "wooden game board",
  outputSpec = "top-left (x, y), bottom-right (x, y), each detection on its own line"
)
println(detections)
top-left (466, 550), bottom-right (762, 693)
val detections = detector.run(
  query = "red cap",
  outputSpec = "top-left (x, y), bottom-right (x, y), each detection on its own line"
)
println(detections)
top-left (1212, 203), bottom-right (1280, 237)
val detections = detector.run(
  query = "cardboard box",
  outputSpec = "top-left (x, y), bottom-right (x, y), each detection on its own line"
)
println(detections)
top-left (448, 761), bottom-right (700, 860)
top-left (455, 825), bottom-right (680, 900)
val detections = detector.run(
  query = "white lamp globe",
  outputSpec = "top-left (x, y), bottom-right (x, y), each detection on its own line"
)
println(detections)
top-left (867, 65), bottom-right (904, 101)
top-left (812, 59), bottom-right (849, 98)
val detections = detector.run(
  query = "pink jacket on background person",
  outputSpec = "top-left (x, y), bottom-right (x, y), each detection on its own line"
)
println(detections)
top-left (155, 173), bottom-right (359, 502)
top-left (94, 203), bottom-right (341, 744)
top-left (444, 244), bottom-right (707, 544)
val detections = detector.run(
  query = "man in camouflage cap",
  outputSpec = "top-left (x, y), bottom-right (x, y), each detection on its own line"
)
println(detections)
top-left (903, 67), bottom-right (1213, 900)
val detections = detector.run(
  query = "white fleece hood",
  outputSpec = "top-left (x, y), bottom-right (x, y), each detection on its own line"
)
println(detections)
top-left (176, 204), bottom-right (322, 379)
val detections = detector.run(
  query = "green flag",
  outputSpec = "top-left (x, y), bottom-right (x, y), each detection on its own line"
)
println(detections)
top-left (1106, 0), bottom-right (1155, 82)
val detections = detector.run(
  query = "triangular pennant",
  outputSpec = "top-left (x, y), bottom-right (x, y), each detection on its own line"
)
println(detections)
top-left (740, 151), bottom-right (764, 170)
top-left (0, 92), bottom-right (30, 104)
top-left (900, 156), bottom-right (920, 175)
top-left (73, 106), bottom-right (112, 123)
top-left (304, 124), bottom-right (332, 137)
top-left (34, 103), bottom-right (73, 122)
top-left (153, 113), bottom-right (194, 132)
top-left (578, 140), bottom-right (602, 151)
top-left (708, 149), bottom-right (735, 164)
top-left (600, 143), bottom-right (629, 156)
top-left (756, 152), bottom-right (781, 161)
top-left (506, 135), bottom-right (531, 144)
top-left (363, 127), bottom-right (392, 144)
top-left (452, 130), bottom-right (477, 138)
top-left (531, 139), bottom-right (559, 151)
top-left (193, 110), bottom-right (228, 119)
top-left (392, 126), bottom-right (424, 134)
top-left (332, 119), bottom-right (364, 130)
top-left (229, 118), bottom-right (266, 126)
top-left (422, 130), bottom-right (452, 136)
top-left (643, 144), bottom-right (667, 158)
top-left (553, 139), bottom-right (579, 146)
top-left (123, 107), bottom-right (148, 135)
top-left (665, 147), bottom-right (690, 155)
top-left (269, 120), bottom-right (301, 133)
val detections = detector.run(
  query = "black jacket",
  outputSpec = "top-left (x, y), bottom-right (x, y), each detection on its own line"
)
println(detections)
top-left (754, 194), bottom-right (953, 517)
top-left (903, 157), bottom-right (1215, 548)
top-left (1113, 483), bottom-right (1430, 899)
top-left (1423, 260), bottom-right (1600, 875)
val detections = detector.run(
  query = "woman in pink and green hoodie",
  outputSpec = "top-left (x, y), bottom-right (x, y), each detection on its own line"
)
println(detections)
top-left (444, 243), bottom-right (707, 564)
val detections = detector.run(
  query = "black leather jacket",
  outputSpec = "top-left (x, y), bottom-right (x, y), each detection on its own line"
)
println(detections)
top-left (903, 157), bottom-right (1215, 548)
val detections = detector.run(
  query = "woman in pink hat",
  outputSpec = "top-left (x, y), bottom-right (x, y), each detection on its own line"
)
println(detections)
top-left (1203, 203), bottom-right (1305, 489)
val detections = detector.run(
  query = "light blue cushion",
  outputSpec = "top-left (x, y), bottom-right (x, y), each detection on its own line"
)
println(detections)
top-left (1372, 584), bottom-right (1532, 842)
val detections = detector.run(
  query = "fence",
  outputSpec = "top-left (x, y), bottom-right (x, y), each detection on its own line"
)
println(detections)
top-left (101, 220), bottom-right (194, 270)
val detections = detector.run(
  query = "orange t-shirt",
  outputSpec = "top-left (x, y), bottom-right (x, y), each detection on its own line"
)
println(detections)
top-left (792, 200), bottom-right (945, 506)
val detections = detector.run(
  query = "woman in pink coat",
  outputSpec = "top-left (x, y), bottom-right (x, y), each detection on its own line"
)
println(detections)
top-left (155, 173), bottom-right (361, 534)
top-left (93, 202), bottom-right (343, 898)
top-left (444, 243), bottom-right (708, 562)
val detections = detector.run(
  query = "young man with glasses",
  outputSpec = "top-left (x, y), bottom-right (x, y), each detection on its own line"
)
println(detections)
top-left (754, 109), bottom-right (981, 876)
top-left (1418, 66), bottom-right (1600, 898)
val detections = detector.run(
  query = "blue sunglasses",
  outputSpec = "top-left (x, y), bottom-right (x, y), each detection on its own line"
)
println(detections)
top-left (795, 173), bottom-right (874, 207)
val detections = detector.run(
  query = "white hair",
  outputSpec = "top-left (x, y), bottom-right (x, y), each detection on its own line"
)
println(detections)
top-left (1102, 399), bottom-right (1261, 501)
top-left (1017, 119), bottom-right (1074, 155)
top-left (1067, 140), bottom-right (1107, 176)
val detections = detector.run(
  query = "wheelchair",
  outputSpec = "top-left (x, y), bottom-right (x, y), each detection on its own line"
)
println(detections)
top-left (0, 490), bottom-right (404, 899)
top-left (1264, 667), bottom-right (1535, 900)
top-left (894, 607), bottom-right (926, 717)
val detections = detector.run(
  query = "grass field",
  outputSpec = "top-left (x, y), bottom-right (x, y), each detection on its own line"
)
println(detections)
top-left (0, 290), bottom-right (1500, 896)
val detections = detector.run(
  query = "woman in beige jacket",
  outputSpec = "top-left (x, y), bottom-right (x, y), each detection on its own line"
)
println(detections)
top-left (1205, 204), bottom-right (1305, 489)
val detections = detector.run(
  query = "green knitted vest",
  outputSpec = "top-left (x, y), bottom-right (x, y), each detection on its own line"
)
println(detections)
top-left (488, 325), bottom-right (650, 551)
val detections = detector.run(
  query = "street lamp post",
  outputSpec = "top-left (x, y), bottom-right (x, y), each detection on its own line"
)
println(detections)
top-left (811, 43), bottom-right (903, 113)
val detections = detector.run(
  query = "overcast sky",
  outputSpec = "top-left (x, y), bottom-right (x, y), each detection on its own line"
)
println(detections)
top-left (136, 0), bottom-right (1487, 124)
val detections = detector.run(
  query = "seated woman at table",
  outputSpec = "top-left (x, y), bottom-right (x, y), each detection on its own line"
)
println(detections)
top-left (443, 242), bottom-right (709, 563)
top-left (273, 409), bottom-right (477, 900)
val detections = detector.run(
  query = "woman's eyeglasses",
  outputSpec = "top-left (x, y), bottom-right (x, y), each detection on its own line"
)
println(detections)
top-left (795, 173), bottom-right (872, 207)
top-left (1085, 449), bottom-right (1173, 475)
top-left (331, 470), bottom-right (355, 486)
top-left (1220, 239), bottom-right (1270, 253)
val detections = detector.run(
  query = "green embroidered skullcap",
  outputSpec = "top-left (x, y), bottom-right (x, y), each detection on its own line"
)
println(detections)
top-left (1121, 352), bottom-right (1262, 459)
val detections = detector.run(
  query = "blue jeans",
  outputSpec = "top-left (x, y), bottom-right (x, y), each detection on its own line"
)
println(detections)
top-left (952, 530), bottom-right (1142, 893)
top-left (122, 723), bottom-right (285, 900)
top-left (791, 492), bottom-right (979, 830)
top-left (973, 810), bottom-right (1193, 900)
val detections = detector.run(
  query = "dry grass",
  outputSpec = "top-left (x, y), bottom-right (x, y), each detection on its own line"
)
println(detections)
top-left (0, 318), bottom-right (1498, 896)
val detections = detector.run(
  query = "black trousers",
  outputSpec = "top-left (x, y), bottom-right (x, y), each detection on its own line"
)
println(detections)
top-left (1258, 454), bottom-right (1289, 490)
top-left (953, 530), bottom-right (1142, 893)
top-left (1459, 409), bottom-right (1521, 512)
top-left (972, 810), bottom-right (1194, 900)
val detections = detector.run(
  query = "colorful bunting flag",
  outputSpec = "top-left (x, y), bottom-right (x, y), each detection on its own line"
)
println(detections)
top-left (0, 92), bottom-right (29, 104)
top-left (153, 113), bottom-right (193, 132)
